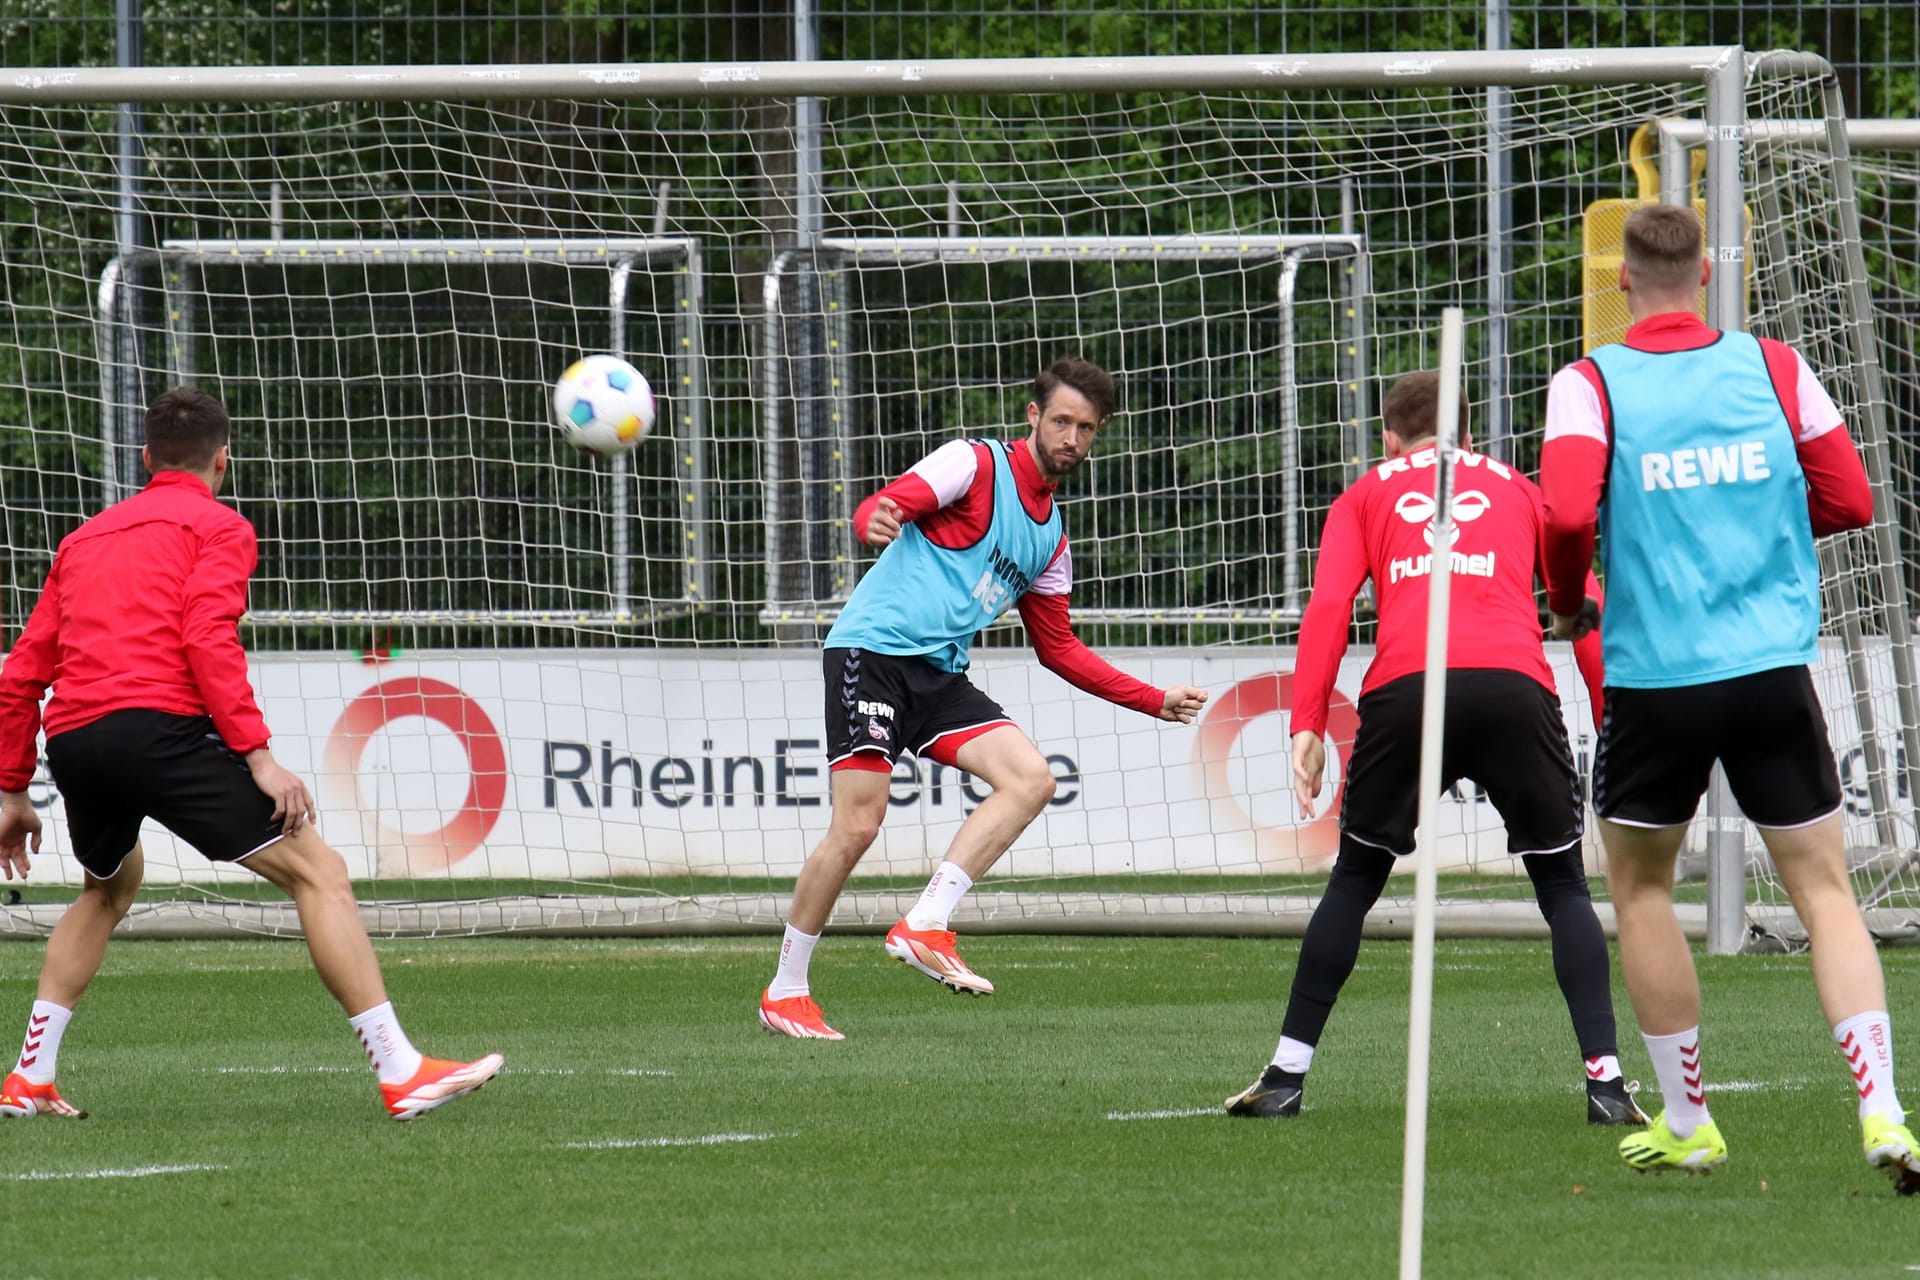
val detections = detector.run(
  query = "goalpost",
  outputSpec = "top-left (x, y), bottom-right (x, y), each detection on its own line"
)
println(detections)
top-left (0, 49), bottom-right (1912, 942)
top-left (1651, 117), bottom-right (1920, 952)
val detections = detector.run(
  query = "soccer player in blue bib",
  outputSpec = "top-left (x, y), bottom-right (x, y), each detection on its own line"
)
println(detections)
top-left (1542, 204), bottom-right (1917, 1191)
top-left (758, 357), bottom-right (1208, 1039)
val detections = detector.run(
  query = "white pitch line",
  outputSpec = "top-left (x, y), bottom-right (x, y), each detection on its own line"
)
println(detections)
top-left (563, 1132), bottom-right (777, 1150)
top-left (215, 1065), bottom-right (353, 1075)
top-left (1706, 1078), bottom-right (1812, 1093)
top-left (1106, 1106), bottom-right (1218, 1121)
top-left (14, 1163), bottom-right (227, 1182)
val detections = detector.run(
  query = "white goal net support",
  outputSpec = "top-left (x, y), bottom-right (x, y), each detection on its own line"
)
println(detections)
top-left (0, 49), bottom-right (1914, 944)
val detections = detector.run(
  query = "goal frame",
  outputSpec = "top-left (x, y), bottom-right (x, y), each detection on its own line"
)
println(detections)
top-left (1653, 116), bottom-right (1920, 951)
top-left (759, 232), bottom-right (1367, 624)
top-left (0, 46), bottom-right (1905, 942)
top-left (96, 235), bottom-right (715, 624)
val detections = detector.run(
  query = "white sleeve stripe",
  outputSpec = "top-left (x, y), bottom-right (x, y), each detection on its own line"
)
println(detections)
top-left (905, 439), bottom-right (985, 507)
top-left (1791, 350), bottom-right (1846, 442)
top-left (1541, 366), bottom-right (1608, 446)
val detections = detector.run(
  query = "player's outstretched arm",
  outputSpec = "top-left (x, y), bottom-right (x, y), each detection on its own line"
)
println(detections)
top-left (1158, 685), bottom-right (1208, 724)
top-left (0, 792), bottom-right (41, 880)
top-left (1017, 591), bottom-right (1169, 717)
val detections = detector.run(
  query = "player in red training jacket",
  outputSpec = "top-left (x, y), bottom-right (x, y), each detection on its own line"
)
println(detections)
top-left (0, 388), bottom-right (500, 1121)
top-left (1222, 370), bottom-right (1640, 1126)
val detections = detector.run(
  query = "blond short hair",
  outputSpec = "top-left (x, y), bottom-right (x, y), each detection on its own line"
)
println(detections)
top-left (1622, 204), bottom-right (1704, 291)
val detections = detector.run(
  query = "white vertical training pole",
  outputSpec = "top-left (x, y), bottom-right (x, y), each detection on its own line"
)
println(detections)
top-left (1399, 307), bottom-right (1464, 1280)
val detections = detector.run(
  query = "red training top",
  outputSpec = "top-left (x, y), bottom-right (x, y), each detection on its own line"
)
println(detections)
top-left (1291, 442), bottom-right (1557, 738)
top-left (0, 471), bottom-right (271, 791)
top-left (852, 438), bottom-right (1164, 716)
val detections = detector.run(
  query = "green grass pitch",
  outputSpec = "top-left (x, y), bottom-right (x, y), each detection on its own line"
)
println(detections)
top-left (2, 935), bottom-right (1916, 1277)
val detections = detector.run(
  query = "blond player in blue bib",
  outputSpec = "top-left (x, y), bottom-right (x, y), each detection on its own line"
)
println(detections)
top-left (1542, 203), bottom-right (1917, 1193)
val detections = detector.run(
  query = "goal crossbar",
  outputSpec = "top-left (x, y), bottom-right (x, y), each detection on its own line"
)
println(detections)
top-left (0, 47), bottom-right (1786, 103)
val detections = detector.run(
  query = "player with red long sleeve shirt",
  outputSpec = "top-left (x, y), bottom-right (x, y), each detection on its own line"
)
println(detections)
top-left (0, 387), bottom-right (499, 1122)
top-left (758, 357), bottom-right (1208, 1040)
top-left (1223, 370), bottom-right (1637, 1125)
top-left (1537, 203), bottom-right (1915, 1189)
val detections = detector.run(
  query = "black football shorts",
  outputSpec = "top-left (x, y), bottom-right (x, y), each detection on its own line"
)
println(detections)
top-left (822, 648), bottom-right (1013, 769)
top-left (1593, 665), bottom-right (1842, 828)
top-left (1339, 668), bottom-right (1583, 858)
top-left (44, 709), bottom-right (286, 879)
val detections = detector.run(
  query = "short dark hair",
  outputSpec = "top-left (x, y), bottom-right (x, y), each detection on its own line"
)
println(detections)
top-left (1382, 370), bottom-right (1468, 445)
top-left (1622, 203), bottom-right (1704, 292)
top-left (145, 387), bottom-right (231, 470)
top-left (1033, 356), bottom-right (1116, 423)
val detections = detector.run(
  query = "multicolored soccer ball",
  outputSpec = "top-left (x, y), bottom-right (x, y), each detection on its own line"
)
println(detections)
top-left (552, 355), bottom-right (656, 456)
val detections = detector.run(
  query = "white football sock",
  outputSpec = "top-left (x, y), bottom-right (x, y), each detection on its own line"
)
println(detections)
top-left (1585, 1053), bottom-right (1623, 1084)
top-left (348, 1002), bottom-right (425, 1086)
top-left (1642, 1027), bottom-right (1711, 1138)
top-left (904, 862), bottom-right (974, 932)
top-left (14, 1000), bottom-right (72, 1086)
top-left (1272, 1035), bottom-right (1315, 1075)
top-left (767, 924), bottom-right (820, 1001)
top-left (1834, 1010), bottom-right (1904, 1124)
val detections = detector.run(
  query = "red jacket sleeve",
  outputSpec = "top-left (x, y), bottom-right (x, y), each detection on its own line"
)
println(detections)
top-left (1797, 427), bottom-right (1874, 537)
top-left (1571, 571), bottom-right (1606, 729)
top-left (0, 562), bottom-right (63, 792)
top-left (1539, 435), bottom-right (1608, 618)
top-left (852, 472), bottom-right (941, 542)
top-left (1290, 496), bottom-right (1370, 738)
top-left (1756, 336), bottom-right (1873, 537)
top-left (1017, 591), bottom-right (1164, 716)
top-left (182, 521), bottom-right (271, 755)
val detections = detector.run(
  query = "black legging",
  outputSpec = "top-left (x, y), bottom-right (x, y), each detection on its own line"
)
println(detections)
top-left (1279, 833), bottom-right (1618, 1062)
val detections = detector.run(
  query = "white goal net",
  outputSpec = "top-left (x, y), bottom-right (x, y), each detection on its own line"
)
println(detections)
top-left (0, 51), bottom-right (1913, 943)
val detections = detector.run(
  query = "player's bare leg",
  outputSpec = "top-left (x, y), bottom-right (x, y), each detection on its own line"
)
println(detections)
top-left (884, 726), bottom-right (1056, 996)
top-left (0, 844), bottom-right (141, 1118)
top-left (1601, 820), bottom-right (1696, 1033)
top-left (786, 769), bottom-right (891, 935)
top-left (244, 828), bottom-right (384, 1013)
top-left (1761, 813), bottom-right (1917, 1192)
top-left (39, 842), bottom-right (143, 1010)
top-left (1602, 819), bottom-right (1726, 1172)
top-left (761, 768), bottom-right (891, 1039)
top-left (943, 726), bottom-right (1057, 881)
top-left (1761, 814), bottom-right (1886, 1023)
top-left (242, 828), bottom-right (502, 1119)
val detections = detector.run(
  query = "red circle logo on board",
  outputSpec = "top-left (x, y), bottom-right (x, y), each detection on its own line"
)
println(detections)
top-left (1189, 671), bottom-right (1359, 870)
top-left (323, 677), bottom-right (507, 874)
